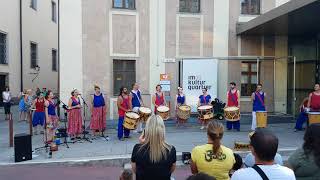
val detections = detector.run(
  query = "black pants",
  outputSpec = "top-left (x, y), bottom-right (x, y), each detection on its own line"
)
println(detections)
top-left (4, 102), bottom-right (11, 114)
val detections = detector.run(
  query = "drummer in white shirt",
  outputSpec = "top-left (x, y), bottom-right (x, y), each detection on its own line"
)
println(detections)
top-left (130, 82), bottom-right (144, 133)
top-left (251, 84), bottom-right (266, 131)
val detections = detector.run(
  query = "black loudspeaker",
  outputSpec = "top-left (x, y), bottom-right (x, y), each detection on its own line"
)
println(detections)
top-left (14, 133), bottom-right (32, 162)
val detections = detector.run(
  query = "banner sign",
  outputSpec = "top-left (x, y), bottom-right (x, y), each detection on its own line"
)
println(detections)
top-left (182, 59), bottom-right (218, 112)
top-left (160, 74), bottom-right (171, 92)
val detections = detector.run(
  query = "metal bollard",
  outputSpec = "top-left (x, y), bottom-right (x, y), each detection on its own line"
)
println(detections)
top-left (9, 113), bottom-right (13, 147)
top-left (29, 112), bottom-right (33, 136)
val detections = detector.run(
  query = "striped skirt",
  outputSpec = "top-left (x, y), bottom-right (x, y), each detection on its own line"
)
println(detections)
top-left (67, 109), bottom-right (83, 136)
top-left (90, 107), bottom-right (106, 131)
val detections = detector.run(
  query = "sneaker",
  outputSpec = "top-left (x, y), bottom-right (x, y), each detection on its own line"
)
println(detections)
top-left (200, 126), bottom-right (205, 130)
top-left (119, 138), bottom-right (125, 141)
top-left (124, 136), bottom-right (131, 139)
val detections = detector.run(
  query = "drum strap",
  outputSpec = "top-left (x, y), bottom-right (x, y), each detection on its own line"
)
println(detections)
top-left (252, 165), bottom-right (269, 180)
top-left (156, 93), bottom-right (164, 105)
top-left (229, 90), bottom-right (238, 104)
top-left (255, 92), bottom-right (265, 107)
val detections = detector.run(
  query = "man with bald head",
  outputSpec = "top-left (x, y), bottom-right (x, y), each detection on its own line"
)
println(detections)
top-left (232, 129), bottom-right (295, 180)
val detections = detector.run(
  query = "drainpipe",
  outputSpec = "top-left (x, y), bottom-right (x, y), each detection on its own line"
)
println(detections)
top-left (19, 0), bottom-right (23, 92)
top-left (57, 0), bottom-right (60, 116)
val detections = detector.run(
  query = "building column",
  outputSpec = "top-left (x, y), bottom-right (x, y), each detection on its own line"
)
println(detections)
top-left (59, 0), bottom-right (83, 103)
top-left (149, 0), bottom-right (166, 105)
top-left (213, 0), bottom-right (229, 102)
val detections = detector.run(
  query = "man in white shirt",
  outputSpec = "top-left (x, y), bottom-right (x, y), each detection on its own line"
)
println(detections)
top-left (231, 129), bottom-right (295, 180)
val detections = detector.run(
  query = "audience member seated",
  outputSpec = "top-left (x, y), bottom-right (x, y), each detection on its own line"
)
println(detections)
top-left (231, 129), bottom-right (295, 180)
top-left (288, 124), bottom-right (320, 179)
top-left (120, 169), bottom-right (133, 180)
top-left (131, 115), bottom-right (176, 180)
top-left (244, 152), bottom-right (283, 167)
top-left (187, 173), bottom-right (216, 180)
top-left (190, 120), bottom-right (235, 180)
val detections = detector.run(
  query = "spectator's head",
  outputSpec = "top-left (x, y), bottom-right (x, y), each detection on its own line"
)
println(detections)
top-left (207, 120), bottom-right (224, 155)
top-left (27, 89), bottom-right (32, 95)
top-left (45, 90), bottom-right (53, 99)
top-left (119, 169), bottom-right (133, 180)
top-left (186, 173), bottom-right (216, 180)
top-left (303, 124), bottom-right (320, 167)
top-left (5, 86), bottom-right (9, 91)
top-left (142, 115), bottom-right (171, 163)
top-left (250, 129), bottom-right (278, 163)
top-left (230, 82), bottom-right (236, 89)
top-left (314, 83), bottom-right (320, 91)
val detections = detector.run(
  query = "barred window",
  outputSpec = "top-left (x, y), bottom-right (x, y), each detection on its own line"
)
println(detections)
top-left (180, 0), bottom-right (200, 13)
top-left (0, 33), bottom-right (7, 64)
top-left (113, 0), bottom-right (135, 10)
top-left (241, 62), bottom-right (259, 96)
top-left (113, 60), bottom-right (136, 96)
top-left (30, 42), bottom-right (38, 69)
top-left (52, 49), bottom-right (57, 71)
top-left (241, 0), bottom-right (260, 15)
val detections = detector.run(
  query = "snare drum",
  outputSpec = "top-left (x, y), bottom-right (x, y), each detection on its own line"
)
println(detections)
top-left (224, 106), bottom-right (240, 121)
top-left (177, 105), bottom-right (191, 120)
top-left (139, 107), bottom-right (152, 122)
top-left (308, 112), bottom-right (320, 125)
top-left (234, 141), bottom-right (250, 151)
top-left (256, 111), bottom-right (267, 128)
top-left (123, 112), bottom-right (140, 130)
top-left (197, 105), bottom-right (213, 121)
top-left (157, 106), bottom-right (170, 120)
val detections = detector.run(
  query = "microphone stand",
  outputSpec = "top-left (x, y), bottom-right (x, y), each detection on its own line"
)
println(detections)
top-left (100, 103), bottom-right (109, 142)
top-left (79, 95), bottom-right (92, 143)
top-left (56, 99), bottom-right (71, 148)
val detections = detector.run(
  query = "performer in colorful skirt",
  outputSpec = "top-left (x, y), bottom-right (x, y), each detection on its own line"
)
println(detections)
top-left (90, 85), bottom-right (107, 136)
top-left (251, 84), bottom-right (266, 131)
top-left (295, 97), bottom-right (309, 131)
top-left (130, 82), bottom-right (144, 133)
top-left (175, 87), bottom-right (186, 127)
top-left (117, 87), bottom-right (132, 140)
top-left (198, 87), bottom-right (212, 130)
top-left (152, 84), bottom-right (167, 114)
top-left (32, 92), bottom-right (46, 135)
top-left (226, 82), bottom-right (240, 131)
top-left (307, 83), bottom-right (320, 112)
top-left (45, 90), bottom-right (59, 143)
top-left (67, 89), bottom-right (83, 139)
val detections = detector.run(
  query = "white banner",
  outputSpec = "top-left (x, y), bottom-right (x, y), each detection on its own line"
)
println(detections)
top-left (182, 59), bottom-right (218, 112)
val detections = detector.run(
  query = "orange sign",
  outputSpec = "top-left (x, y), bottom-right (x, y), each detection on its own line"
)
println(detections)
top-left (160, 74), bottom-right (170, 81)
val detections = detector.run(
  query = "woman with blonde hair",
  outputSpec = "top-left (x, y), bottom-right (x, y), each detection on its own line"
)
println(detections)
top-left (131, 115), bottom-right (176, 180)
top-left (191, 120), bottom-right (235, 180)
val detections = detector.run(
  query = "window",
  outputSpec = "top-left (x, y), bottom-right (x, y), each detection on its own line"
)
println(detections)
top-left (51, 1), bottom-right (57, 22)
top-left (113, 60), bottom-right (136, 95)
top-left (179, 0), bottom-right (200, 13)
top-left (0, 32), bottom-right (7, 64)
top-left (113, 0), bottom-right (135, 10)
top-left (241, 0), bottom-right (260, 15)
top-left (52, 49), bottom-right (57, 71)
top-left (241, 62), bottom-right (259, 96)
top-left (30, 0), bottom-right (37, 10)
top-left (30, 42), bottom-right (38, 68)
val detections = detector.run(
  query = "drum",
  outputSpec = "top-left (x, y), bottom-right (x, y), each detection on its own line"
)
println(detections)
top-left (157, 106), bottom-right (170, 120)
top-left (197, 105), bottom-right (214, 121)
top-left (177, 105), bottom-right (191, 120)
top-left (139, 107), bottom-right (152, 122)
top-left (234, 142), bottom-right (250, 151)
top-left (308, 112), bottom-right (320, 125)
top-left (224, 106), bottom-right (240, 121)
top-left (123, 112), bottom-right (140, 130)
top-left (256, 111), bottom-right (267, 128)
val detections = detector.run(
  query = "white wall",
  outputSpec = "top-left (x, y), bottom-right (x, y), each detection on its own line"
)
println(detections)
top-left (276, 0), bottom-right (290, 7)
top-left (59, 0), bottom-right (83, 103)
